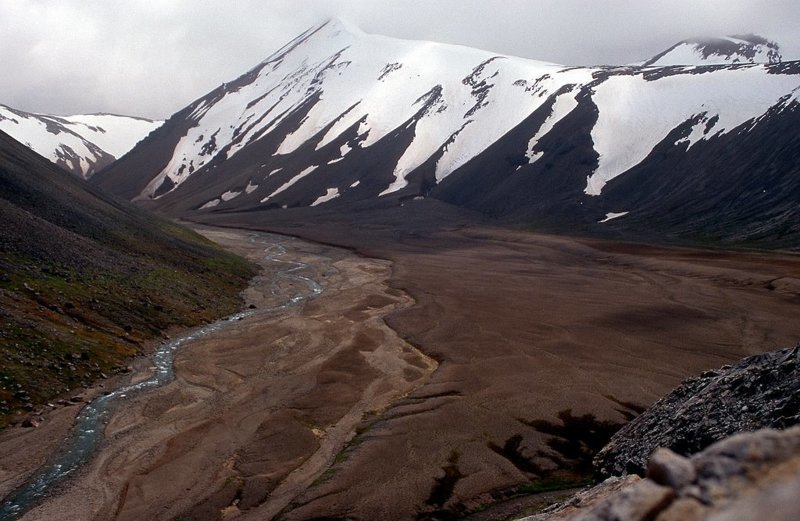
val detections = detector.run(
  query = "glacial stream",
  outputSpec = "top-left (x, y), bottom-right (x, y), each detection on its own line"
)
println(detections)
top-left (0, 233), bottom-right (323, 520)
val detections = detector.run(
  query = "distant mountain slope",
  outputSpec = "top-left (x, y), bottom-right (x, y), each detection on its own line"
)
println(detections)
top-left (642, 34), bottom-right (782, 66)
top-left (0, 104), bottom-right (161, 177)
top-left (0, 129), bottom-right (254, 424)
top-left (93, 19), bottom-right (800, 248)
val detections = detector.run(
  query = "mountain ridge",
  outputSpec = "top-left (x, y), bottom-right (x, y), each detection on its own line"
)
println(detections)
top-left (0, 104), bottom-right (162, 178)
top-left (93, 19), bottom-right (800, 249)
top-left (642, 34), bottom-right (783, 66)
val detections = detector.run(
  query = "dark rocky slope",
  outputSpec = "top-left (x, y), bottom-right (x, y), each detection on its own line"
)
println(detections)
top-left (0, 130), bottom-right (256, 426)
top-left (594, 344), bottom-right (800, 478)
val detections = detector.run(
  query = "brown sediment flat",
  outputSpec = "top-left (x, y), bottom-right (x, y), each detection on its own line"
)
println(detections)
top-left (188, 206), bottom-right (800, 520)
top-left (12, 227), bottom-right (436, 520)
top-left (6, 211), bottom-right (800, 520)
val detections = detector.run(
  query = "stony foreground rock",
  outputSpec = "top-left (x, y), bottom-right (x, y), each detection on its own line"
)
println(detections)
top-left (595, 344), bottom-right (800, 478)
top-left (519, 426), bottom-right (800, 521)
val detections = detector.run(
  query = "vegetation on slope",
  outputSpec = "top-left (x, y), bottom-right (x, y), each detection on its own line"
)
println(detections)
top-left (0, 131), bottom-right (256, 426)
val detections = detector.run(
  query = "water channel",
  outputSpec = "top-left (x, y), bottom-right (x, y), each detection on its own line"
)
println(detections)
top-left (0, 233), bottom-right (322, 520)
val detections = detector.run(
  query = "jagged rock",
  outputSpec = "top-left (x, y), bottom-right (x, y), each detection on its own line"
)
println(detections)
top-left (594, 345), bottom-right (800, 478)
top-left (517, 427), bottom-right (800, 521)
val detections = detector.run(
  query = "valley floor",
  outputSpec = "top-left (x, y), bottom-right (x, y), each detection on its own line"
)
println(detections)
top-left (0, 227), bottom-right (436, 520)
top-left (2, 220), bottom-right (800, 520)
top-left (189, 209), bottom-right (800, 520)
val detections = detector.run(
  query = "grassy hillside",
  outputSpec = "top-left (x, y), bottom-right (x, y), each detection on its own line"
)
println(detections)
top-left (0, 130), bottom-right (256, 426)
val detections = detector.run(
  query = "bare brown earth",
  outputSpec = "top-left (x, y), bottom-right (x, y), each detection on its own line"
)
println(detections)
top-left (5, 207), bottom-right (800, 520)
top-left (188, 204), bottom-right (800, 520)
top-left (8, 227), bottom-right (436, 520)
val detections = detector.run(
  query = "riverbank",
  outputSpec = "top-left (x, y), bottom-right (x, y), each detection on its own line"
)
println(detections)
top-left (3, 226), bottom-right (435, 520)
top-left (0, 320), bottom-right (207, 504)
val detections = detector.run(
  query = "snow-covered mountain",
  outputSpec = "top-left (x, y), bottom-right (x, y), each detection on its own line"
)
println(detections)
top-left (643, 34), bottom-right (782, 67)
top-left (0, 105), bottom-right (162, 177)
top-left (94, 19), bottom-right (800, 247)
top-left (97, 18), bottom-right (595, 201)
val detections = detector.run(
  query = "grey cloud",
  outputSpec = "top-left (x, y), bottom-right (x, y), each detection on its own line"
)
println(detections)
top-left (1, 0), bottom-right (798, 119)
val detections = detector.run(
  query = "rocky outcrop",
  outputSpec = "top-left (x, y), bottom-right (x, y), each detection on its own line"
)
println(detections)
top-left (594, 344), bottom-right (800, 478)
top-left (519, 426), bottom-right (800, 521)
top-left (512, 345), bottom-right (800, 520)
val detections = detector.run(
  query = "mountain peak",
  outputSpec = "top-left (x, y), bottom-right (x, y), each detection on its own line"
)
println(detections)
top-left (644, 34), bottom-right (782, 67)
top-left (320, 16), bottom-right (364, 36)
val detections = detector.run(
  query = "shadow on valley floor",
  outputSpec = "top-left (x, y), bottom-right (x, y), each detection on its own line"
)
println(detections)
top-left (416, 399), bottom-right (644, 521)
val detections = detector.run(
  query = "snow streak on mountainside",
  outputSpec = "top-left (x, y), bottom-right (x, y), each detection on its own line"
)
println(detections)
top-left (95, 20), bottom-right (800, 247)
top-left (0, 105), bottom-right (161, 177)
top-left (643, 35), bottom-right (782, 67)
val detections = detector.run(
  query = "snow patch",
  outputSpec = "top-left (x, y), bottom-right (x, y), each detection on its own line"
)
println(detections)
top-left (221, 190), bottom-right (242, 201)
top-left (599, 212), bottom-right (629, 223)
top-left (525, 90), bottom-right (579, 164)
top-left (311, 188), bottom-right (340, 206)
top-left (200, 199), bottom-right (221, 209)
top-left (263, 165), bottom-right (319, 202)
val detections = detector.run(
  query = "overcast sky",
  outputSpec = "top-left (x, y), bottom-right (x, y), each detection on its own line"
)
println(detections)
top-left (2, 0), bottom-right (799, 119)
